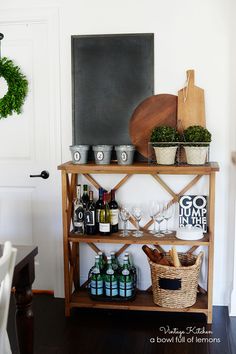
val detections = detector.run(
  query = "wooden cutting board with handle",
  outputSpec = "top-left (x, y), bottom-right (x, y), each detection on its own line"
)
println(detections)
top-left (129, 94), bottom-right (177, 158)
top-left (177, 70), bottom-right (206, 133)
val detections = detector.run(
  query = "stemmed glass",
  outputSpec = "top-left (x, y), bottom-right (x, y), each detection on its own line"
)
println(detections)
top-left (163, 202), bottom-right (174, 234)
top-left (119, 207), bottom-right (130, 237)
top-left (149, 201), bottom-right (158, 234)
top-left (154, 202), bottom-right (164, 237)
top-left (132, 206), bottom-right (143, 237)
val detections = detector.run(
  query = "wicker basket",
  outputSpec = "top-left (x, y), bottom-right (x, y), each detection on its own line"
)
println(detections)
top-left (149, 252), bottom-right (203, 308)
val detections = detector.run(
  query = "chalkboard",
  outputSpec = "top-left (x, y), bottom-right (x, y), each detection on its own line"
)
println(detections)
top-left (71, 34), bottom-right (154, 160)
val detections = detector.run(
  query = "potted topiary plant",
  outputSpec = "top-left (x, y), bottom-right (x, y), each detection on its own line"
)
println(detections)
top-left (150, 126), bottom-right (180, 165)
top-left (183, 125), bottom-right (211, 165)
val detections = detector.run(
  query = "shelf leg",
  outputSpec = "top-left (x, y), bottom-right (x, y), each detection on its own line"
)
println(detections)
top-left (207, 311), bottom-right (213, 324)
top-left (62, 171), bottom-right (71, 317)
top-left (207, 172), bottom-right (215, 325)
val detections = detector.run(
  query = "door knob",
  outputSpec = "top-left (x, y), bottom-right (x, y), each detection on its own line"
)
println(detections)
top-left (30, 170), bottom-right (49, 179)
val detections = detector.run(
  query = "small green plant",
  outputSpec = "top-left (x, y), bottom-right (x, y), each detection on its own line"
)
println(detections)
top-left (150, 126), bottom-right (180, 146)
top-left (183, 125), bottom-right (211, 146)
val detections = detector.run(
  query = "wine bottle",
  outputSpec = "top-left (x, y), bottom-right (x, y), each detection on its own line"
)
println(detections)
top-left (85, 191), bottom-right (96, 235)
top-left (73, 184), bottom-right (84, 234)
top-left (82, 184), bottom-right (89, 209)
top-left (95, 188), bottom-right (104, 232)
top-left (109, 189), bottom-right (119, 233)
top-left (99, 192), bottom-right (111, 235)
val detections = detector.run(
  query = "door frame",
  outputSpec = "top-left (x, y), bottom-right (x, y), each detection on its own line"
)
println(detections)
top-left (0, 7), bottom-right (63, 297)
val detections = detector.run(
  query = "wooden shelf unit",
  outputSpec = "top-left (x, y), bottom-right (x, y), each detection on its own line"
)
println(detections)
top-left (58, 161), bottom-right (219, 323)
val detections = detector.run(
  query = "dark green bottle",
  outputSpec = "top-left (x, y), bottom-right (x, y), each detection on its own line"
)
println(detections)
top-left (119, 256), bottom-right (133, 298)
top-left (105, 256), bottom-right (118, 297)
top-left (98, 251), bottom-right (106, 274)
top-left (110, 251), bottom-right (119, 272)
top-left (124, 252), bottom-right (137, 289)
top-left (90, 255), bottom-right (103, 296)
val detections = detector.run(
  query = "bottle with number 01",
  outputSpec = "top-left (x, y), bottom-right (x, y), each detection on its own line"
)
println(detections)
top-left (85, 191), bottom-right (96, 235)
top-left (99, 192), bottom-right (111, 235)
top-left (73, 184), bottom-right (84, 235)
top-left (109, 189), bottom-right (119, 233)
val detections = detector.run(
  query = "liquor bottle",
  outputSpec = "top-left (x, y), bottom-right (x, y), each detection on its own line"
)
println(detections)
top-left (95, 188), bottom-right (104, 232)
top-left (124, 252), bottom-right (137, 289)
top-left (82, 184), bottom-right (89, 209)
top-left (119, 256), bottom-right (133, 298)
top-left (109, 189), bottom-right (119, 233)
top-left (90, 255), bottom-right (103, 296)
top-left (85, 191), bottom-right (96, 235)
top-left (73, 184), bottom-right (84, 234)
top-left (99, 192), bottom-right (111, 235)
top-left (105, 256), bottom-right (118, 297)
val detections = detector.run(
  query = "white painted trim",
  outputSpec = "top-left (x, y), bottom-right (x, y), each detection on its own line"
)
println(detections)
top-left (229, 199), bottom-right (236, 315)
top-left (0, 7), bottom-right (63, 297)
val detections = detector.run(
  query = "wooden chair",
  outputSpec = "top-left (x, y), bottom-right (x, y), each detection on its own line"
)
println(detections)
top-left (0, 242), bottom-right (17, 354)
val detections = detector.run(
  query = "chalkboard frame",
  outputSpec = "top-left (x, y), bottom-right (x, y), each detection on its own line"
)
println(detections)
top-left (71, 33), bottom-right (154, 161)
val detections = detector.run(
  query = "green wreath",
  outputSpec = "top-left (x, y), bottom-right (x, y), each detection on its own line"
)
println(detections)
top-left (0, 57), bottom-right (28, 119)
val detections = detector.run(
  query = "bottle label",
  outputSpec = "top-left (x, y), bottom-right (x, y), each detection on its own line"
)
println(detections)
top-left (121, 151), bottom-right (128, 162)
top-left (90, 285), bottom-right (103, 296)
top-left (106, 269), bottom-right (114, 275)
top-left (119, 281), bottom-right (132, 289)
top-left (85, 210), bottom-right (95, 226)
top-left (73, 151), bottom-right (81, 161)
top-left (105, 281), bottom-right (118, 296)
top-left (122, 269), bottom-right (130, 276)
top-left (119, 281), bottom-right (133, 297)
top-left (91, 279), bottom-right (103, 288)
top-left (75, 207), bottom-right (84, 222)
top-left (96, 151), bottom-right (104, 161)
top-left (110, 209), bottom-right (119, 225)
top-left (99, 223), bottom-right (110, 232)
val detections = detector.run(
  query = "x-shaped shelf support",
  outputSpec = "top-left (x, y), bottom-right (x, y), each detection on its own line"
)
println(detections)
top-left (65, 172), bottom-right (204, 290)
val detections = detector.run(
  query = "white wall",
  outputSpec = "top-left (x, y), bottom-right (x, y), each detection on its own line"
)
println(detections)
top-left (1, 0), bottom-right (233, 305)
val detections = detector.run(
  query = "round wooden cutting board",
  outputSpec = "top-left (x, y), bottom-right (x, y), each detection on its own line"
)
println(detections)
top-left (129, 94), bottom-right (177, 158)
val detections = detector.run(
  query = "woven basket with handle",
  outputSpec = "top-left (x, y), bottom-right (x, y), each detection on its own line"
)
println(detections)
top-left (149, 252), bottom-right (203, 308)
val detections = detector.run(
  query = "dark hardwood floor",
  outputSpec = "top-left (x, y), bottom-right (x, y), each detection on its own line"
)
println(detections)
top-left (8, 294), bottom-right (236, 354)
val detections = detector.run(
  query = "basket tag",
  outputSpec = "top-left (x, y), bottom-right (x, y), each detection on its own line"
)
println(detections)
top-left (159, 278), bottom-right (181, 290)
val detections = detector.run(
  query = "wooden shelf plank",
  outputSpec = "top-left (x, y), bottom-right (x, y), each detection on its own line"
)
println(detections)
top-left (69, 231), bottom-right (210, 246)
top-left (70, 289), bottom-right (208, 314)
top-left (58, 161), bottom-right (220, 175)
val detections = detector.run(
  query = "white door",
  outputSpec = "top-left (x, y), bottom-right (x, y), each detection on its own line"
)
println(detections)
top-left (0, 16), bottom-right (61, 291)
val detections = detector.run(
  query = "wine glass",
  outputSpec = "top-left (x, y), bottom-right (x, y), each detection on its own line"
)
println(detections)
top-left (163, 202), bottom-right (174, 234)
top-left (153, 202), bottom-right (164, 237)
top-left (132, 206), bottom-right (143, 237)
top-left (119, 207), bottom-right (130, 237)
top-left (149, 201), bottom-right (158, 234)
